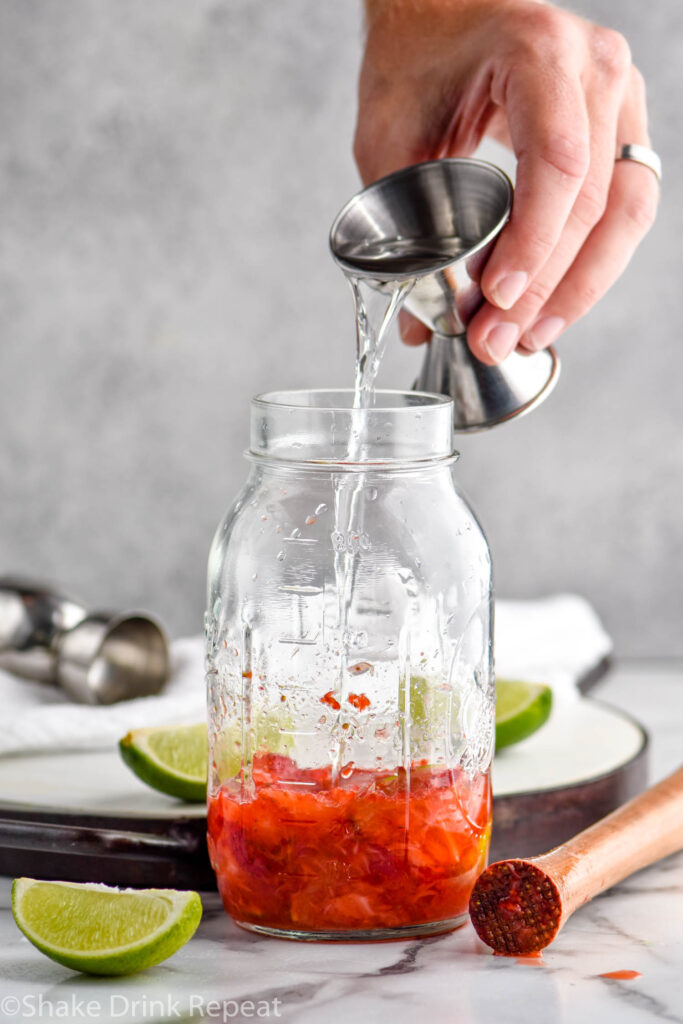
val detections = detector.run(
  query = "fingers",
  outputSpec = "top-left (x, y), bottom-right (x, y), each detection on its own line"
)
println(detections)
top-left (517, 72), bottom-right (658, 342)
top-left (468, 29), bottom-right (632, 363)
top-left (353, 2), bottom-right (657, 365)
top-left (480, 31), bottom-right (591, 312)
top-left (403, 61), bottom-right (656, 362)
top-left (524, 168), bottom-right (657, 337)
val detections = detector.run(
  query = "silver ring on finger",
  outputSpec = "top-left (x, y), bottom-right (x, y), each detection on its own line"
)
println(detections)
top-left (616, 144), bottom-right (662, 183)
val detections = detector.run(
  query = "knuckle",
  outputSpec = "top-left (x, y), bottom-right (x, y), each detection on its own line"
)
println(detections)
top-left (571, 178), bottom-right (608, 230)
top-left (537, 131), bottom-right (591, 184)
top-left (577, 277), bottom-right (603, 309)
top-left (628, 65), bottom-right (647, 106)
top-left (524, 278), bottom-right (553, 308)
top-left (621, 186), bottom-right (659, 233)
top-left (518, 225), bottom-right (558, 265)
top-left (591, 27), bottom-right (631, 82)
top-left (514, 5), bottom-right (577, 61)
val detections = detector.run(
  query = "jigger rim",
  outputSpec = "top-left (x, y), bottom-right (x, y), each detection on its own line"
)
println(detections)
top-left (56, 611), bottom-right (170, 704)
top-left (329, 157), bottom-right (513, 281)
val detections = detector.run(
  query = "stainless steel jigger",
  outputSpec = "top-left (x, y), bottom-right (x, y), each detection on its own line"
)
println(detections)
top-left (329, 158), bottom-right (560, 431)
top-left (0, 579), bottom-right (169, 704)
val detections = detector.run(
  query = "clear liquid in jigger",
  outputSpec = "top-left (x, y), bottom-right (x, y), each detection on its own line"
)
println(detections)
top-left (336, 234), bottom-right (466, 276)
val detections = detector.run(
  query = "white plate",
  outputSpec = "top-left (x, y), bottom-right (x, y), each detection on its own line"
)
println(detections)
top-left (492, 697), bottom-right (645, 796)
top-left (0, 698), bottom-right (645, 817)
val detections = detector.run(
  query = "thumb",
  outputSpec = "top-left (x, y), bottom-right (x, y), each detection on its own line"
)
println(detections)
top-left (399, 310), bottom-right (432, 346)
top-left (354, 93), bottom-right (430, 185)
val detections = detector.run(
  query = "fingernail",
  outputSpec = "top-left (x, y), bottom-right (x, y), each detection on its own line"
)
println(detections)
top-left (526, 315), bottom-right (566, 350)
top-left (490, 271), bottom-right (528, 310)
top-left (483, 322), bottom-right (520, 363)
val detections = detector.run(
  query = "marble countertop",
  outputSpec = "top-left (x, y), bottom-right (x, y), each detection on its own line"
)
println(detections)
top-left (0, 660), bottom-right (681, 1024)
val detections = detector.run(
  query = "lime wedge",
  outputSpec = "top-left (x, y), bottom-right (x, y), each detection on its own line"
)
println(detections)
top-left (495, 679), bottom-right (553, 749)
top-left (119, 723), bottom-right (208, 802)
top-left (12, 879), bottom-right (202, 975)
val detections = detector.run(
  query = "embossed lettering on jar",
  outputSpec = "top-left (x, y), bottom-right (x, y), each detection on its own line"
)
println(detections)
top-left (206, 389), bottom-right (494, 940)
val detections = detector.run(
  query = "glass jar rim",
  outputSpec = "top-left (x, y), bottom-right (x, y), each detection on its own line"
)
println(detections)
top-left (249, 389), bottom-right (458, 468)
top-left (253, 388), bottom-right (454, 411)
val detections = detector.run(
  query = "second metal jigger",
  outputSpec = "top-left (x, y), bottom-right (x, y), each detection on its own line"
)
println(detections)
top-left (0, 579), bottom-right (169, 704)
top-left (329, 158), bottom-right (560, 431)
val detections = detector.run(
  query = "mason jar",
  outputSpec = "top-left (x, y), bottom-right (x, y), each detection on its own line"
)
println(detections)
top-left (206, 389), bottom-right (493, 940)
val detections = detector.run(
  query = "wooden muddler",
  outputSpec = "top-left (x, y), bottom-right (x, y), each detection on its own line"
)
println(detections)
top-left (469, 764), bottom-right (683, 955)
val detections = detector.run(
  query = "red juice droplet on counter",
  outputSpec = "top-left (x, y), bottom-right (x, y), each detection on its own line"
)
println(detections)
top-left (516, 953), bottom-right (544, 965)
top-left (493, 950), bottom-right (544, 965)
top-left (599, 970), bottom-right (642, 980)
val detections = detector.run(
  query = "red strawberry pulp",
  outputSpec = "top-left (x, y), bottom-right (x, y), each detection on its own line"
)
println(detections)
top-left (207, 752), bottom-right (491, 935)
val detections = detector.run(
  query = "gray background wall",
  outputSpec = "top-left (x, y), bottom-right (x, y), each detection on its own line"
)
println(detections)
top-left (0, 1), bottom-right (681, 655)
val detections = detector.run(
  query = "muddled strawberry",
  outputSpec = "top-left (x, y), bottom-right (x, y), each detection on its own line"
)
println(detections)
top-left (208, 752), bottom-right (491, 935)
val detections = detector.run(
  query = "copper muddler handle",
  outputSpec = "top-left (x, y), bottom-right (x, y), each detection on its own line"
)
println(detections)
top-left (469, 764), bottom-right (683, 954)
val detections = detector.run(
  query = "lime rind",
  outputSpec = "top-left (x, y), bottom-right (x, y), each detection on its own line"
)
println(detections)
top-left (119, 724), bottom-right (208, 802)
top-left (12, 879), bottom-right (202, 976)
top-left (495, 679), bottom-right (553, 750)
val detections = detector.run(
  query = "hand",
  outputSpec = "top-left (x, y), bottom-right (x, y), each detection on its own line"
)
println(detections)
top-left (355, 0), bottom-right (659, 364)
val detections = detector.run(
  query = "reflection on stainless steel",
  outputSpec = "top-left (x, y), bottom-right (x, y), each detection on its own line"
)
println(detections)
top-left (414, 334), bottom-right (560, 433)
top-left (0, 579), bottom-right (86, 683)
top-left (56, 612), bottom-right (169, 705)
top-left (0, 578), bottom-right (169, 703)
top-left (330, 158), bottom-right (560, 431)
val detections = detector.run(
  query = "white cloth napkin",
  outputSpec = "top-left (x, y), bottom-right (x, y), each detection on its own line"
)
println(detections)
top-left (0, 594), bottom-right (611, 756)
top-left (494, 593), bottom-right (612, 705)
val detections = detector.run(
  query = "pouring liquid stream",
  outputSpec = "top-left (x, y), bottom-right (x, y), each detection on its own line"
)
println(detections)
top-left (329, 274), bottom-right (415, 782)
